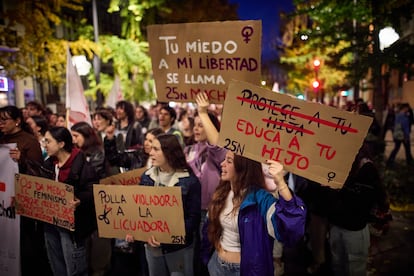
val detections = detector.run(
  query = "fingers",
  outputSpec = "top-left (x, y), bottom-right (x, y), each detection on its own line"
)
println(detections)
top-left (147, 235), bottom-right (161, 247)
top-left (266, 160), bottom-right (284, 174)
top-left (125, 234), bottom-right (134, 243)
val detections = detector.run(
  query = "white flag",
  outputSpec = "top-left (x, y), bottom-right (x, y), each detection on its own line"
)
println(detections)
top-left (66, 47), bottom-right (92, 128)
top-left (105, 75), bottom-right (123, 109)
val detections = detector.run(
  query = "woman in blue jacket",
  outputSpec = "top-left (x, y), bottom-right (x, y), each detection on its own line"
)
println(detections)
top-left (204, 152), bottom-right (306, 276)
top-left (127, 133), bottom-right (201, 276)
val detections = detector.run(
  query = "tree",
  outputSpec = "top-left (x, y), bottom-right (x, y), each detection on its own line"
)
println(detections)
top-left (280, 0), bottom-right (414, 120)
top-left (0, 0), bottom-right (100, 104)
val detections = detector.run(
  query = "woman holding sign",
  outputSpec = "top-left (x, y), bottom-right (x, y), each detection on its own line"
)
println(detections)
top-left (202, 153), bottom-right (306, 275)
top-left (126, 134), bottom-right (201, 276)
top-left (42, 126), bottom-right (99, 276)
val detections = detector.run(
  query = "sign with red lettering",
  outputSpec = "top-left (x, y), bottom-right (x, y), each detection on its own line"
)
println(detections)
top-left (93, 185), bottom-right (185, 244)
top-left (14, 174), bottom-right (75, 230)
top-left (147, 20), bottom-right (261, 104)
top-left (100, 167), bottom-right (147, 185)
top-left (218, 80), bottom-right (373, 189)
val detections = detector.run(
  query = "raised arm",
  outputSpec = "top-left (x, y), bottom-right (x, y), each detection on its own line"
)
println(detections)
top-left (195, 92), bottom-right (219, 145)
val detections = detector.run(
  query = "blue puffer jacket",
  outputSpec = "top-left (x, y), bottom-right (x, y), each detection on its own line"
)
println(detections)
top-left (202, 188), bottom-right (306, 276)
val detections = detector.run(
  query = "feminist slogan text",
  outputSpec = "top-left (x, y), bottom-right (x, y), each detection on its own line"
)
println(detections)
top-left (93, 185), bottom-right (185, 244)
top-left (14, 174), bottom-right (75, 230)
top-left (147, 20), bottom-right (261, 104)
top-left (218, 80), bottom-right (373, 188)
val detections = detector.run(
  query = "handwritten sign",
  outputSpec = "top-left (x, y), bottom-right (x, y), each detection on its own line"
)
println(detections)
top-left (147, 20), bottom-right (261, 103)
top-left (14, 174), bottom-right (75, 230)
top-left (93, 185), bottom-right (185, 244)
top-left (100, 167), bottom-right (147, 185)
top-left (218, 80), bottom-right (373, 188)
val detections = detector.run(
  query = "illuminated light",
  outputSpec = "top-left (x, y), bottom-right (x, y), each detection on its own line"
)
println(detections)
top-left (297, 94), bottom-right (305, 100)
top-left (340, 90), bottom-right (349, 96)
top-left (312, 80), bottom-right (320, 89)
top-left (313, 59), bottom-right (321, 68)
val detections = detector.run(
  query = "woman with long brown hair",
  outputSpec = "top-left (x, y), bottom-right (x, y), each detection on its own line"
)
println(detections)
top-left (203, 152), bottom-right (306, 275)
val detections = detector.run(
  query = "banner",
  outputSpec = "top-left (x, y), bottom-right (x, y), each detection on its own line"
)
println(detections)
top-left (93, 185), bottom-right (185, 244)
top-left (105, 75), bottom-right (123, 109)
top-left (218, 80), bottom-right (373, 188)
top-left (66, 47), bottom-right (92, 128)
top-left (14, 174), bottom-right (75, 231)
top-left (0, 144), bottom-right (19, 276)
top-left (147, 20), bottom-right (261, 103)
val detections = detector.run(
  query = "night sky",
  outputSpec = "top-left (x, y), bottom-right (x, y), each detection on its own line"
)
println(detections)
top-left (230, 0), bottom-right (294, 61)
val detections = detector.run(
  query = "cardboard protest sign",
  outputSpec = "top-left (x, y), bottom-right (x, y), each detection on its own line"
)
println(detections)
top-left (93, 185), bottom-right (185, 244)
top-left (147, 20), bottom-right (261, 104)
top-left (100, 167), bottom-right (147, 185)
top-left (218, 80), bottom-right (373, 189)
top-left (14, 174), bottom-right (75, 230)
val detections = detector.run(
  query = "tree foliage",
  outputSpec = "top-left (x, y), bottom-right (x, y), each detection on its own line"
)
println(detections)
top-left (280, 0), bottom-right (414, 107)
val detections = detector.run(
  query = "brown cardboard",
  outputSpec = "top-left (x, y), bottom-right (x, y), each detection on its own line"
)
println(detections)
top-left (99, 167), bottom-right (147, 185)
top-left (14, 174), bottom-right (75, 230)
top-left (93, 184), bottom-right (185, 244)
top-left (147, 20), bottom-right (262, 103)
top-left (218, 80), bottom-right (373, 189)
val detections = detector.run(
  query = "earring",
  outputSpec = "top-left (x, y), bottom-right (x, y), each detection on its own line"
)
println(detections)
top-left (16, 123), bottom-right (19, 127)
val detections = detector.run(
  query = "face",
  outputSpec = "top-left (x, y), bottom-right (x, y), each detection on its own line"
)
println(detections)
top-left (220, 151), bottom-right (236, 183)
top-left (26, 117), bottom-right (40, 135)
top-left (26, 106), bottom-right (39, 117)
top-left (149, 139), bottom-right (168, 170)
top-left (56, 116), bottom-right (66, 127)
top-left (144, 132), bottom-right (156, 154)
top-left (181, 118), bottom-right (193, 138)
top-left (94, 114), bottom-right (110, 132)
top-left (44, 131), bottom-right (64, 157)
top-left (0, 114), bottom-right (19, 135)
top-left (135, 107), bottom-right (144, 120)
top-left (49, 114), bottom-right (58, 126)
top-left (158, 109), bottom-right (172, 128)
top-left (116, 106), bottom-right (127, 120)
top-left (193, 116), bottom-right (207, 142)
top-left (71, 130), bottom-right (85, 148)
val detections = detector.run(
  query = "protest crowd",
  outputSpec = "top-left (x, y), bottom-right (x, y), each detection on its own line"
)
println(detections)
top-left (1, 87), bottom-right (404, 276)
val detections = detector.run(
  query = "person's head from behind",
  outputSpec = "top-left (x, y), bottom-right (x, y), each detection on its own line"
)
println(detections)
top-left (193, 111), bottom-right (220, 142)
top-left (70, 122), bottom-right (101, 152)
top-left (158, 105), bottom-right (177, 129)
top-left (116, 100), bottom-right (135, 123)
top-left (150, 134), bottom-right (188, 172)
top-left (44, 126), bottom-right (73, 157)
top-left (144, 128), bottom-right (164, 154)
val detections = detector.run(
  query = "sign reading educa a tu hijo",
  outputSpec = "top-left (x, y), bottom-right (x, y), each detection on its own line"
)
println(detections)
top-left (147, 20), bottom-right (262, 104)
top-left (93, 185), bottom-right (185, 245)
top-left (14, 174), bottom-right (75, 230)
top-left (218, 80), bottom-right (373, 189)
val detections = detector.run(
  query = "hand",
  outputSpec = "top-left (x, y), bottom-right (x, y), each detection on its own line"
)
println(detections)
top-left (266, 160), bottom-right (285, 185)
top-left (9, 147), bottom-right (20, 162)
top-left (126, 234), bottom-right (135, 243)
top-left (105, 125), bottom-right (115, 140)
top-left (195, 92), bottom-right (210, 114)
top-left (147, 235), bottom-right (161, 248)
top-left (69, 197), bottom-right (81, 210)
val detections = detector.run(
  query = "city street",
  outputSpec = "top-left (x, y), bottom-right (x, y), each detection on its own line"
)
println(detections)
top-left (367, 128), bottom-right (414, 275)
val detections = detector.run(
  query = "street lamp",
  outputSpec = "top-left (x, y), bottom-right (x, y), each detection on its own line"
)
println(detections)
top-left (379, 27), bottom-right (400, 51)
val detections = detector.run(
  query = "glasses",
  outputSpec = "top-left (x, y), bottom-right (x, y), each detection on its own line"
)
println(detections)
top-left (0, 118), bottom-right (13, 124)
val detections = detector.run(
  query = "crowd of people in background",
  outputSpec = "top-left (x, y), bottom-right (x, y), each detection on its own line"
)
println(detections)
top-left (0, 95), bottom-right (411, 276)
